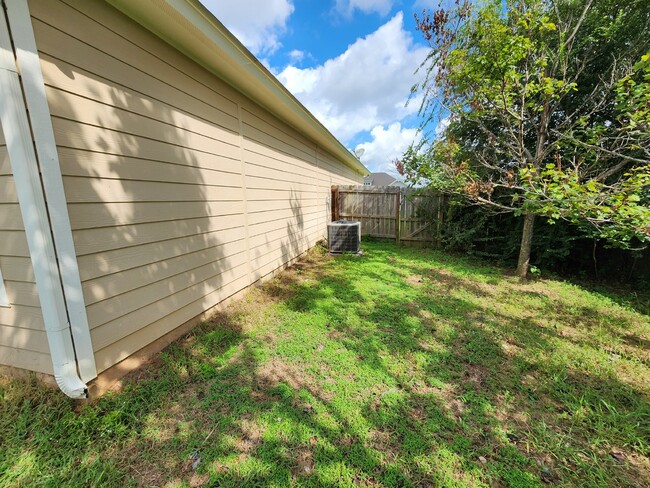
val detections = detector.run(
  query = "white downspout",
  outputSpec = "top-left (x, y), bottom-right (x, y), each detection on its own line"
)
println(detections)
top-left (5, 0), bottom-right (97, 383)
top-left (0, 1), bottom-right (87, 398)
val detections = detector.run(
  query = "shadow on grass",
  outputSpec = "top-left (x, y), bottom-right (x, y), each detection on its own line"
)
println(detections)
top-left (0, 312), bottom-right (247, 487)
top-left (243, 242), bottom-right (649, 487)
top-left (1, 242), bottom-right (648, 487)
top-left (553, 277), bottom-right (650, 318)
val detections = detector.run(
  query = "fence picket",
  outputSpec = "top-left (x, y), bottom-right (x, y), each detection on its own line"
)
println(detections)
top-left (332, 186), bottom-right (445, 243)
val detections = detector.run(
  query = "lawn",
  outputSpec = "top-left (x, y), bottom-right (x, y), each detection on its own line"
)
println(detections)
top-left (1, 241), bottom-right (648, 487)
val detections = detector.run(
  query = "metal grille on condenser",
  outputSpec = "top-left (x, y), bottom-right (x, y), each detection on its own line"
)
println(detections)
top-left (327, 220), bottom-right (360, 253)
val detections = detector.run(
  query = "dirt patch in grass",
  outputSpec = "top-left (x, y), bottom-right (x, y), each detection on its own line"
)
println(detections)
top-left (462, 363), bottom-right (490, 389)
top-left (425, 267), bottom-right (461, 288)
top-left (425, 267), bottom-right (501, 299)
top-left (294, 448), bottom-right (315, 477)
top-left (257, 357), bottom-right (305, 390)
top-left (263, 250), bottom-right (334, 300)
top-left (500, 338), bottom-right (523, 357)
top-left (234, 417), bottom-right (265, 454)
top-left (368, 429), bottom-right (400, 464)
top-left (406, 275), bottom-right (424, 286)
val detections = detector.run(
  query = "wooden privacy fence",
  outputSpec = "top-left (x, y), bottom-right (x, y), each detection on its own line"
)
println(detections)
top-left (331, 185), bottom-right (447, 243)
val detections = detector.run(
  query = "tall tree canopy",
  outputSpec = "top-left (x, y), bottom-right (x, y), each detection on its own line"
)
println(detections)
top-left (401, 0), bottom-right (650, 278)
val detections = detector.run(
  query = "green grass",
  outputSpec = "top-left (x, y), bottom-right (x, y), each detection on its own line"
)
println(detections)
top-left (1, 241), bottom-right (649, 487)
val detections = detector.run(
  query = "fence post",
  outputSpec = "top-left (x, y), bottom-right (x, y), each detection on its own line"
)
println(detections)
top-left (395, 188), bottom-right (401, 244)
top-left (331, 186), bottom-right (339, 221)
top-left (436, 193), bottom-right (444, 246)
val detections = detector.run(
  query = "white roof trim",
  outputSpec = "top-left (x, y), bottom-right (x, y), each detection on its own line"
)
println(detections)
top-left (106, 0), bottom-right (369, 176)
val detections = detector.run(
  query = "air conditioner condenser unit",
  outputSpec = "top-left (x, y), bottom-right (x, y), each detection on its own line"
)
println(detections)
top-left (327, 220), bottom-right (361, 253)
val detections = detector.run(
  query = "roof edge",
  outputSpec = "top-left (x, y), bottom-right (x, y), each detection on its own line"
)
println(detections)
top-left (106, 0), bottom-right (369, 176)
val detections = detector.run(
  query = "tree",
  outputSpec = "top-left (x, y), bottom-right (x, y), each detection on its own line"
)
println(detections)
top-left (402, 0), bottom-right (650, 278)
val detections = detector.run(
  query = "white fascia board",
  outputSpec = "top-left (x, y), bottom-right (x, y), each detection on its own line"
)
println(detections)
top-left (106, 0), bottom-right (369, 177)
top-left (0, 1), bottom-right (88, 397)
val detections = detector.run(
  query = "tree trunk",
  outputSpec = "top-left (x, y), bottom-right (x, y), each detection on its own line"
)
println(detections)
top-left (516, 214), bottom-right (535, 280)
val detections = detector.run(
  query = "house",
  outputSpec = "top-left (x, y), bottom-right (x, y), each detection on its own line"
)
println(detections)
top-left (363, 172), bottom-right (407, 187)
top-left (0, 0), bottom-right (368, 397)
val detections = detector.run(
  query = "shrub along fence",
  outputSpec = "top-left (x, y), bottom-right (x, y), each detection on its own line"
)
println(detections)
top-left (331, 185), bottom-right (648, 283)
top-left (331, 185), bottom-right (447, 243)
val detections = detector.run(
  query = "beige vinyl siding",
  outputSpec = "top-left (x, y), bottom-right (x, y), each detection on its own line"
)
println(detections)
top-left (30, 0), bottom-right (362, 374)
top-left (0, 125), bottom-right (52, 374)
top-left (241, 103), bottom-right (361, 278)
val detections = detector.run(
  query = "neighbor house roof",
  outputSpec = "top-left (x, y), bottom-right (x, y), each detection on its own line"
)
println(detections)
top-left (106, 0), bottom-right (369, 176)
top-left (364, 172), bottom-right (405, 186)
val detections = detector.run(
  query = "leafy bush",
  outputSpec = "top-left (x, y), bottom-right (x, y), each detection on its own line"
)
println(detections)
top-left (433, 197), bottom-right (649, 284)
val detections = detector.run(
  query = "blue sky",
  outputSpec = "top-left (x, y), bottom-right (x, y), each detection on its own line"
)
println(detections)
top-left (203, 0), bottom-right (439, 175)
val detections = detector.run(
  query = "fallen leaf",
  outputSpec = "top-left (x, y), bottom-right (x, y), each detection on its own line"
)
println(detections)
top-left (610, 451), bottom-right (626, 464)
top-left (540, 465), bottom-right (557, 483)
top-left (297, 451), bottom-right (314, 476)
top-left (190, 450), bottom-right (201, 470)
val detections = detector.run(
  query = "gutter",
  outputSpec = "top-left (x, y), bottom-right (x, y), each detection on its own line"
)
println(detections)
top-left (106, 0), bottom-right (369, 177)
top-left (6, 0), bottom-right (96, 384)
top-left (0, 0), bottom-right (92, 398)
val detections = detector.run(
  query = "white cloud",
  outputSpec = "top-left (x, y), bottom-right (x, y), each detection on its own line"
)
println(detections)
top-left (277, 13), bottom-right (428, 143)
top-left (335, 0), bottom-right (394, 17)
top-left (355, 122), bottom-right (420, 174)
top-left (203, 0), bottom-right (294, 56)
top-left (288, 49), bottom-right (305, 63)
top-left (435, 116), bottom-right (450, 137)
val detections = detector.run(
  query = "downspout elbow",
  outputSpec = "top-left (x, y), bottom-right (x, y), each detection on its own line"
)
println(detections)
top-left (47, 326), bottom-right (89, 399)
top-left (54, 363), bottom-right (88, 399)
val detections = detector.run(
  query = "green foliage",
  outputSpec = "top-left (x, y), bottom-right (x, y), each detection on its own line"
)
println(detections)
top-left (522, 164), bottom-right (650, 248)
top-left (403, 0), bottom-right (650, 255)
top-left (434, 200), bottom-right (649, 283)
top-left (616, 53), bottom-right (650, 138)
